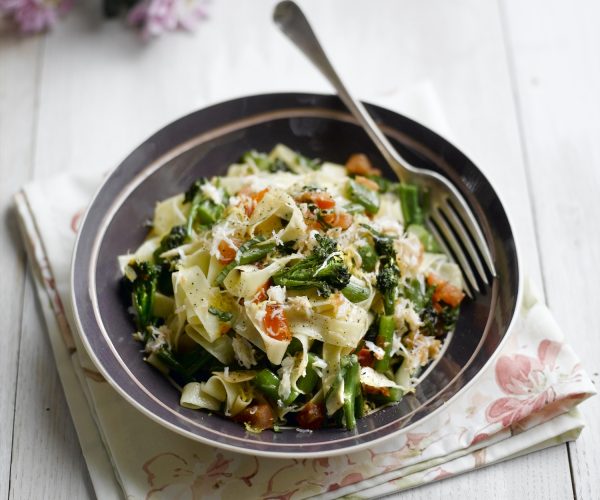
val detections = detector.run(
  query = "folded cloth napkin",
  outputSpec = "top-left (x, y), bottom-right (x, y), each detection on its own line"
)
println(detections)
top-left (14, 87), bottom-right (595, 499)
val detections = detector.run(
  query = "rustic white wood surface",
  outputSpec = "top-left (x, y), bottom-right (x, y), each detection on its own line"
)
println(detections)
top-left (0, 0), bottom-right (597, 498)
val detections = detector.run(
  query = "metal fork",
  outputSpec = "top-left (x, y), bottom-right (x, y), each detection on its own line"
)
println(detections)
top-left (273, 0), bottom-right (496, 296)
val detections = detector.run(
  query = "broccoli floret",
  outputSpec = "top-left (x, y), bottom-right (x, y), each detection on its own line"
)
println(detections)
top-left (360, 223), bottom-right (396, 258)
top-left (374, 236), bottom-right (395, 258)
top-left (376, 257), bottom-right (399, 315)
top-left (127, 261), bottom-right (159, 334)
top-left (153, 225), bottom-right (186, 263)
top-left (183, 178), bottom-right (207, 203)
top-left (152, 225), bottom-right (186, 296)
top-left (272, 234), bottom-right (351, 296)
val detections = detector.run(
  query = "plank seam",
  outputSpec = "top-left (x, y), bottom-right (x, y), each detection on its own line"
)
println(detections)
top-left (7, 37), bottom-right (45, 500)
top-left (7, 273), bottom-right (29, 499)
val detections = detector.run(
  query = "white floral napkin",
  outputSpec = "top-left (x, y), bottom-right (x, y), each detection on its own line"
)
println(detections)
top-left (14, 89), bottom-right (595, 499)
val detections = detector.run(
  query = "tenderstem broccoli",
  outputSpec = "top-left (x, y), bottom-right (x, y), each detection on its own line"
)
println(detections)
top-left (184, 178), bottom-right (227, 235)
top-left (272, 234), bottom-right (351, 296)
top-left (127, 261), bottom-right (159, 333)
top-left (376, 257), bottom-right (400, 315)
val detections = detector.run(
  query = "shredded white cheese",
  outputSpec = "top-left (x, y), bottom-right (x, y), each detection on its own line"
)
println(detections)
top-left (394, 233), bottom-right (424, 274)
top-left (254, 305), bottom-right (267, 324)
top-left (277, 356), bottom-right (295, 400)
top-left (232, 335), bottom-right (257, 369)
top-left (144, 326), bottom-right (169, 354)
top-left (287, 296), bottom-right (313, 318)
top-left (394, 298), bottom-right (422, 333)
top-left (210, 222), bottom-right (238, 260)
top-left (200, 182), bottom-right (224, 205)
top-left (360, 366), bottom-right (401, 389)
top-left (364, 340), bottom-right (385, 360)
top-left (272, 229), bottom-right (284, 246)
top-left (267, 285), bottom-right (287, 304)
top-left (311, 357), bottom-right (328, 377)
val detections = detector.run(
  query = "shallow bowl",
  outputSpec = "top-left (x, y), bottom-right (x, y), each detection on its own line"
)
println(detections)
top-left (71, 93), bottom-right (520, 458)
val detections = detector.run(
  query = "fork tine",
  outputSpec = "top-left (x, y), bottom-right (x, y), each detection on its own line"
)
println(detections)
top-left (438, 204), bottom-right (489, 286)
top-left (446, 196), bottom-right (496, 278)
top-left (426, 215), bottom-right (476, 298)
top-left (429, 210), bottom-right (480, 296)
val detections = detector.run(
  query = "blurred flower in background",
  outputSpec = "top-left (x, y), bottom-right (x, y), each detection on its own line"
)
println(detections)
top-left (127, 0), bottom-right (207, 39)
top-left (0, 0), bottom-right (73, 33)
top-left (0, 0), bottom-right (207, 36)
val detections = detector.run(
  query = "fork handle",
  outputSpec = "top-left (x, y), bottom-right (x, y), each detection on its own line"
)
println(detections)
top-left (273, 0), bottom-right (412, 181)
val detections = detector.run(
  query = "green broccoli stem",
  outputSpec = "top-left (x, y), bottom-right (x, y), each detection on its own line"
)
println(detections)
top-left (407, 224), bottom-right (440, 253)
top-left (155, 345), bottom-right (215, 382)
top-left (341, 354), bottom-right (360, 430)
top-left (254, 368), bottom-right (299, 405)
top-left (254, 369), bottom-right (284, 402)
top-left (398, 184), bottom-right (424, 226)
top-left (214, 237), bottom-right (274, 286)
top-left (374, 315), bottom-right (395, 373)
top-left (239, 242), bottom-right (276, 264)
top-left (368, 386), bottom-right (404, 405)
top-left (341, 276), bottom-right (370, 303)
top-left (296, 353), bottom-right (320, 394)
top-left (347, 179), bottom-right (380, 215)
top-left (128, 262), bottom-right (159, 333)
top-left (356, 242), bottom-right (377, 272)
top-left (186, 197), bottom-right (224, 235)
top-left (272, 234), bottom-right (350, 295)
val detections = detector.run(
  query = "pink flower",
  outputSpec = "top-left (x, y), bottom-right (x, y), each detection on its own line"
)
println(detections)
top-left (142, 451), bottom-right (258, 498)
top-left (486, 340), bottom-right (562, 427)
top-left (127, 0), bottom-right (207, 38)
top-left (0, 0), bottom-right (72, 33)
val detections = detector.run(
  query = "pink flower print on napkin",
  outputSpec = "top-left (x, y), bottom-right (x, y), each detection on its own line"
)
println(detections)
top-left (486, 340), bottom-right (564, 427)
top-left (143, 451), bottom-right (258, 498)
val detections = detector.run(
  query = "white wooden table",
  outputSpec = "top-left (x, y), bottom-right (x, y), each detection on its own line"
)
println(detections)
top-left (1, 0), bottom-right (598, 498)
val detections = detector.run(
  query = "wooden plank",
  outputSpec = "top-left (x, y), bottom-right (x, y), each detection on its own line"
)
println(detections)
top-left (396, 445), bottom-right (573, 500)
top-left (9, 274), bottom-right (93, 500)
top-left (0, 35), bottom-right (41, 499)
top-left (500, 0), bottom-right (600, 498)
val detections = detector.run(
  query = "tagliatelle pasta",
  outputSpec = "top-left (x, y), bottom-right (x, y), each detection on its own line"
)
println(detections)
top-left (120, 144), bottom-right (465, 432)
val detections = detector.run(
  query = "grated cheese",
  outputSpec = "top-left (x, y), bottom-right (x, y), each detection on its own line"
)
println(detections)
top-left (364, 340), bottom-right (385, 360)
top-left (200, 182), bottom-right (224, 205)
top-left (267, 285), bottom-right (287, 304)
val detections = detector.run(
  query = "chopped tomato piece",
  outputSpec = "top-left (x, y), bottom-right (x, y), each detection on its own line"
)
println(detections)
top-left (362, 384), bottom-right (391, 397)
top-left (233, 401), bottom-right (275, 431)
top-left (427, 273), bottom-right (465, 309)
top-left (263, 304), bottom-right (291, 341)
top-left (355, 175), bottom-right (380, 191)
top-left (296, 191), bottom-right (336, 210)
top-left (345, 153), bottom-right (381, 176)
top-left (217, 240), bottom-right (237, 264)
top-left (321, 211), bottom-right (353, 229)
top-left (253, 279), bottom-right (272, 303)
top-left (357, 346), bottom-right (375, 368)
top-left (242, 187), bottom-right (269, 217)
top-left (296, 401), bottom-right (325, 430)
top-left (252, 188), bottom-right (269, 204)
